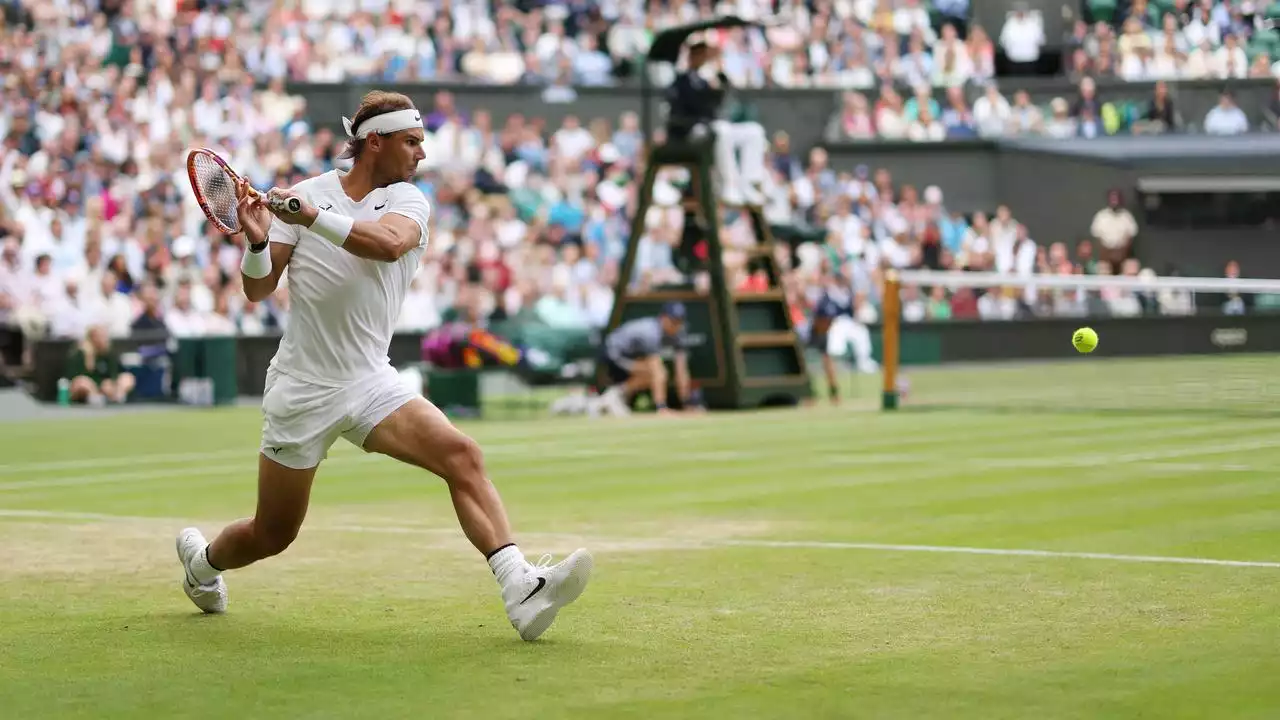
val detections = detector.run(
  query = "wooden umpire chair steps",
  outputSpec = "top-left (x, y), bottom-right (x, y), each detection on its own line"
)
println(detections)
top-left (603, 135), bottom-right (813, 410)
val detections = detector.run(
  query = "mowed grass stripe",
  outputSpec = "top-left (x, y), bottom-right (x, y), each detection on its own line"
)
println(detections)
top-left (1, 399), bottom-right (1255, 475)
top-left (4, 416), bottom-right (1276, 516)
top-left (0, 410), bottom-right (1181, 486)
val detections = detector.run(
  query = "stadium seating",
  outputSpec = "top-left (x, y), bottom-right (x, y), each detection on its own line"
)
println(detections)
top-left (2, 0), bottom-right (1277, 391)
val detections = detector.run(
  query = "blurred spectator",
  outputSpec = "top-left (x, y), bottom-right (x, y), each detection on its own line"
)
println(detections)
top-left (973, 82), bottom-right (1012, 137)
top-left (831, 92), bottom-right (877, 141)
top-left (131, 284), bottom-right (167, 336)
top-left (1007, 90), bottom-right (1043, 135)
top-left (1043, 97), bottom-right (1078, 138)
top-left (1214, 34), bottom-right (1249, 79)
top-left (875, 86), bottom-right (909, 140)
top-left (932, 24), bottom-right (973, 87)
top-left (1138, 81), bottom-right (1182, 134)
top-left (940, 87), bottom-right (978, 138)
top-left (907, 106), bottom-right (946, 141)
top-left (967, 25), bottom-right (997, 82)
top-left (1265, 79), bottom-right (1280, 131)
top-left (1204, 90), bottom-right (1250, 134)
top-left (64, 325), bottom-right (134, 405)
top-left (1000, 6), bottom-right (1044, 75)
top-left (1091, 190), bottom-right (1139, 267)
top-left (1071, 77), bottom-right (1102, 119)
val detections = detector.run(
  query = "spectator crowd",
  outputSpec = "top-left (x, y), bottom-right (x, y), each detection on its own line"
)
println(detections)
top-left (0, 0), bottom-right (1270, 381)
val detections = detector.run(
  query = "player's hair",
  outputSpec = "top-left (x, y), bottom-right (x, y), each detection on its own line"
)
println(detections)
top-left (339, 90), bottom-right (417, 161)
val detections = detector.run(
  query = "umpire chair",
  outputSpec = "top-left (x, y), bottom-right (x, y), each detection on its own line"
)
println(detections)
top-left (602, 16), bottom-right (812, 410)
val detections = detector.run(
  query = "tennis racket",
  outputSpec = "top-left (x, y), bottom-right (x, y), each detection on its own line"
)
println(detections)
top-left (186, 148), bottom-right (301, 235)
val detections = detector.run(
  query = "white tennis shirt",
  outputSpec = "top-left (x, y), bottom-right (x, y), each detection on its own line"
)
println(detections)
top-left (266, 170), bottom-right (431, 386)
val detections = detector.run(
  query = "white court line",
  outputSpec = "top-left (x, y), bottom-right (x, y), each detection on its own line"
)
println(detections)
top-left (0, 509), bottom-right (169, 522)
top-left (2, 509), bottom-right (1277, 570)
top-left (0, 450), bottom-right (247, 475)
top-left (721, 540), bottom-right (1280, 569)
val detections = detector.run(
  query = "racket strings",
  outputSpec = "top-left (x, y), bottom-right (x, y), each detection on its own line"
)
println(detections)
top-left (191, 153), bottom-right (240, 231)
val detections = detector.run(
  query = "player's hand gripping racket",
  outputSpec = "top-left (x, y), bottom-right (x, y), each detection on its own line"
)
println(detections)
top-left (186, 148), bottom-right (301, 235)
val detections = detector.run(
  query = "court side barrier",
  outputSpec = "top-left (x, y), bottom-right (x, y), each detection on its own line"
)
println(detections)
top-left (26, 312), bottom-right (1280, 403)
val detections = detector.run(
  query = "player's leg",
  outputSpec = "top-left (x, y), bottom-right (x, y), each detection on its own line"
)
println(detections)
top-left (175, 455), bottom-right (317, 614)
top-left (362, 399), bottom-right (513, 553)
top-left (175, 370), bottom-right (336, 614)
top-left (353, 372), bottom-right (592, 641)
top-left (206, 455), bottom-right (317, 569)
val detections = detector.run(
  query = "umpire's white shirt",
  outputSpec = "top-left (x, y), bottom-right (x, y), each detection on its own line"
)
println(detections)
top-left (268, 170), bottom-right (431, 386)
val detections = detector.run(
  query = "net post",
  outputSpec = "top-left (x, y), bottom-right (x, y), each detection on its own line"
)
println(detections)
top-left (881, 271), bottom-right (901, 411)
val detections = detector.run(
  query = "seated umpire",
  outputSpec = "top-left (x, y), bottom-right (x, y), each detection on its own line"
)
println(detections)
top-left (597, 302), bottom-right (694, 415)
top-left (665, 40), bottom-right (768, 206)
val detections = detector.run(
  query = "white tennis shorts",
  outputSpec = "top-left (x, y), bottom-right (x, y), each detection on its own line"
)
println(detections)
top-left (260, 364), bottom-right (417, 470)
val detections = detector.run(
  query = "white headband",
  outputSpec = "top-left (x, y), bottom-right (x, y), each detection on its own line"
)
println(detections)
top-left (341, 108), bottom-right (424, 139)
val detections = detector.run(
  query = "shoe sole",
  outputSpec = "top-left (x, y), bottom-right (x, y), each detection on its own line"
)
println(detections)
top-left (520, 550), bottom-right (593, 641)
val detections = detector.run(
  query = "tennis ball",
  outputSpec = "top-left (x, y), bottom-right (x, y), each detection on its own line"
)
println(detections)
top-left (1072, 327), bottom-right (1098, 353)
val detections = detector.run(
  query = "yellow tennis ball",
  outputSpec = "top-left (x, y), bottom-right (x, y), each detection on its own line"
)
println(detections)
top-left (1072, 327), bottom-right (1098, 353)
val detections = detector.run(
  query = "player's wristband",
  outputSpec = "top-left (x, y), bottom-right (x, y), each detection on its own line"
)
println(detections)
top-left (240, 244), bottom-right (272, 279)
top-left (310, 209), bottom-right (353, 247)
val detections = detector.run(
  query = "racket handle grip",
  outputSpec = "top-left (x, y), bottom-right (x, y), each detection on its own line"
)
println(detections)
top-left (270, 196), bottom-right (302, 213)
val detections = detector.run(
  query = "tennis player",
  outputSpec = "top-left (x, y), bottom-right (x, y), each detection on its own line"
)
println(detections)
top-left (175, 91), bottom-right (592, 641)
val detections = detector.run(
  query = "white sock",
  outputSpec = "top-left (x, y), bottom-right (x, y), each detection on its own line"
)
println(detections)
top-left (487, 544), bottom-right (530, 588)
top-left (188, 544), bottom-right (222, 585)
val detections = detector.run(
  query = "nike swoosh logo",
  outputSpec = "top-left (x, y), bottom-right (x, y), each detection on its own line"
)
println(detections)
top-left (374, 203), bottom-right (386, 210)
top-left (319, 203), bottom-right (333, 211)
top-left (269, 446), bottom-right (281, 455)
top-left (413, 115), bottom-right (421, 122)
top-left (519, 577), bottom-right (547, 605)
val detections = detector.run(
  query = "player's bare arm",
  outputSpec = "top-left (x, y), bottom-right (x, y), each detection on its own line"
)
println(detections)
top-left (234, 178), bottom-right (295, 302)
top-left (264, 195), bottom-right (421, 262)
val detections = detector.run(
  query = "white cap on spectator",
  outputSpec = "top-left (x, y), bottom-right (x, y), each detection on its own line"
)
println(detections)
top-left (172, 235), bottom-right (196, 259)
top-left (598, 143), bottom-right (621, 165)
top-left (924, 186), bottom-right (943, 205)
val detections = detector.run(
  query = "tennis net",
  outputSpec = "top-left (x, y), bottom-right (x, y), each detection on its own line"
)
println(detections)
top-left (878, 270), bottom-right (1280, 417)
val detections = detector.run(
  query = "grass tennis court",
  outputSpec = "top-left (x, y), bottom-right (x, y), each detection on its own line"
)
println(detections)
top-left (2, 357), bottom-right (1279, 719)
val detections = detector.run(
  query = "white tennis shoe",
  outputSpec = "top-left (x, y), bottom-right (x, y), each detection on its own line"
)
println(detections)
top-left (175, 527), bottom-right (228, 614)
top-left (503, 549), bottom-right (593, 641)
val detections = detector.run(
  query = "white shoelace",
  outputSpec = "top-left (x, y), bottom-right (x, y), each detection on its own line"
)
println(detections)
top-left (532, 553), bottom-right (553, 571)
